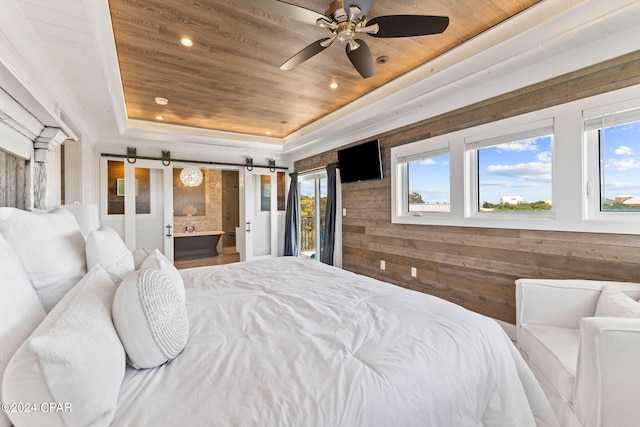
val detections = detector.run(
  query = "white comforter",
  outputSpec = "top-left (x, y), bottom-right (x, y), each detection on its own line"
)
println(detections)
top-left (112, 257), bottom-right (557, 427)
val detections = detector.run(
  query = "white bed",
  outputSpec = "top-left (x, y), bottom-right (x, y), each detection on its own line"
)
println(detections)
top-left (0, 207), bottom-right (558, 427)
top-left (113, 258), bottom-right (556, 426)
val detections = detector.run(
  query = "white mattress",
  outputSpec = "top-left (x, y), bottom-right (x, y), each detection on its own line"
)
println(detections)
top-left (112, 257), bottom-right (557, 426)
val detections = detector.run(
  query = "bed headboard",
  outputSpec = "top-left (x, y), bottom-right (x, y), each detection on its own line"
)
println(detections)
top-left (0, 149), bottom-right (29, 210)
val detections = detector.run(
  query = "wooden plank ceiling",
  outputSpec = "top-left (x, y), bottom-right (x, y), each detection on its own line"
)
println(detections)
top-left (108, 0), bottom-right (542, 139)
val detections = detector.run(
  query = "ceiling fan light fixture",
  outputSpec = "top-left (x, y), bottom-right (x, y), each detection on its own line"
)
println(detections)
top-left (276, 0), bottom-right (449, 78)
top-left (180, 166), bottom-right (203, 187)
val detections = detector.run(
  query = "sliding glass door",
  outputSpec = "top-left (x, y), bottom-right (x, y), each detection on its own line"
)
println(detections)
top-left (299, 172), bottom-right (327, 260)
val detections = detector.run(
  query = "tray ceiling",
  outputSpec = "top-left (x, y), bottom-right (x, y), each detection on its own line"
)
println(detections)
top-left (108, 0), bottom-right (542, 139)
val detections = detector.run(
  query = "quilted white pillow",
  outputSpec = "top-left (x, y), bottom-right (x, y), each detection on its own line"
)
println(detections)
top-left (86, 224), bottom-right (134, 284)
top-left (2, 265), bottom-right (125, 427)
top-left (113, 268), bottom-right (189, 369)
top-left (0, 235), bottom-right (46, 427)
top-left (595, 284), bottom-right (640, 318)
top-left (0, 207), bottom-right (86, 312)
top-left (140, 248), bottom-right (186, 300)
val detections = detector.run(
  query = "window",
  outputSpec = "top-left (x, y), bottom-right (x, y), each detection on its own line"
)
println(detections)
top-left (467, 119), bottom-right (554, 216)
top-left (395, 141), bottom-right (450, 216)
top-left (476, 135), bottom-right (553, 212)
top-left (106, 160), bottom-right (151, 215)
top-left (277, 171), bottom-right (286, 211)
top-left (391, 86), bottom-right (640, 234)
top-left (585, 107), bottom-right (640, 213)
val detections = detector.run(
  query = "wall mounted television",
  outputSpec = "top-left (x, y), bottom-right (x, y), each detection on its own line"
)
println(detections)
top-left (337, 139), bottom-right (383, 183)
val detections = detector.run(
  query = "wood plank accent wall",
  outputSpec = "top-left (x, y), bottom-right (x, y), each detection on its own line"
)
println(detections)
top-left (295, 51), bottom-right (640, 324)
top-left (0, 149), bottom-right (28, 210)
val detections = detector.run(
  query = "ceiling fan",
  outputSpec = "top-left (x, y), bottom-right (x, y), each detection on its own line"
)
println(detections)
top-left (252, 0), bottom-right (449, 78)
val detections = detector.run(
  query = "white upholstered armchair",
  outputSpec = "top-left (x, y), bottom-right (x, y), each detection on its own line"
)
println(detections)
top-left (515, 278), bottom-right (640, 427)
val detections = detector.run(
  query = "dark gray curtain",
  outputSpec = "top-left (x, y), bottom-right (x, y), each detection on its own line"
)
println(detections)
top-left (321, 163), bottom-right (338, 265)
top-left (284, 172), bottom-right (299, 256)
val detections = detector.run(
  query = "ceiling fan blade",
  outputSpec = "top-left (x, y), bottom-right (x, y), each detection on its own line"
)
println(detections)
top-left (346, 39), bottom-right (376, 79)
top-left (368, 15), bottom-right (449, 38)
top-left (280, 38), bottom-right (332, 71)
top-left (246, 0), bottom-right (325, 26)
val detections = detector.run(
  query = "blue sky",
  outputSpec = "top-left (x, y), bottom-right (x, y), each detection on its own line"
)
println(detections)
top-left (601, 121), bottom-right (640, 201)
top-left (408, 155), bottom-right (451, 204)
top-left (299, 177), bottom-right (326, 197)
top-left (478, 136), bottom-right (553, 204)
top-left (408, 136), bottom-right (554, 205)
top-left (408, 137), bottom-right (553, 205)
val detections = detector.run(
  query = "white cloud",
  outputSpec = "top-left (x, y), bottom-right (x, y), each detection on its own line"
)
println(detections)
top-left (607, 158), bottom-right (640, 171)
top-left (536, 151), bottom-right (552, 162)
top-left (615, 146), bottom-right (634, 155)
top-left (495, 139), bottom-right (538, 152)
top-left (418, 158), bottom-right (437, 166)
top-left (485, 161), bottom-right (551, 181)
top-left (606, 181), bottom-right (640, 190)
top-left (480, 180), bottom-right (537, 188)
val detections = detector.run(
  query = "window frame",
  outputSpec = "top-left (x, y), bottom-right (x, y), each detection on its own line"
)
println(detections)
top-left (390, 84), bottom-right (640, 234)
top-left (393, 138), bottom-right (451, 220)
top-left (465, 118), bottom-right (555, 221)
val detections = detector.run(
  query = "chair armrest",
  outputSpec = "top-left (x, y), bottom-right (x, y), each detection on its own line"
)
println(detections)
top-left (574, 317), bottom-right (640, 427)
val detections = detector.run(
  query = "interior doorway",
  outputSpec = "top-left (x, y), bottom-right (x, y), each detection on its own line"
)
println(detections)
top-left (172, 167), bottom-right (241, 269)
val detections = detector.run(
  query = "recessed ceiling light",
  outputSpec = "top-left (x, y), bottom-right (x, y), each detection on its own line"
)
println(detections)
top-left (155, 97), bottom-right (168, 105)
top-left (180, 37), bottom-right (193, 47)
top-left (376, 56), bottom-right (389, 64)
top-left (155, 116), bottom-right (164, 121)
top-left (265, 131), bottom-right (272, 135)
top-left (329, 82), bottom-right (339, 89)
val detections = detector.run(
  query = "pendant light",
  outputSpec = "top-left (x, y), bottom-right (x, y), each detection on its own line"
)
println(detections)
top-left (180, 166), bottom-right (203, 187)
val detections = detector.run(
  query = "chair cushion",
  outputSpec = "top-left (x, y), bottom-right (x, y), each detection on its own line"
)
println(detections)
top-left (518, 324), bottom-right (579, 402)
top-left (595, 284), bottom-right (640, 318)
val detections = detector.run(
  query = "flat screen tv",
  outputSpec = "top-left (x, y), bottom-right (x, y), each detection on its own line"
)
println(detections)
top-left (337, 140), bottom-right (383, 183)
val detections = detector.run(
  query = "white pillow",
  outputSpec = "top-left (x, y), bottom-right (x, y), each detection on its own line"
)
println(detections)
top-left (595, 284), bottom-right (640, 318)
top-left (113, 268), bottom-right (189, 369)
top-left (132, 247), bottom-right (150, 270)
top-left (0, 235), bottom-right (46, 427)
top-left (2, 265), bottom-right (125, 427)
top-left (140, 248), bottom-right (186, 300)
top-left (0, 207), bottom-right (86, 312)
top-left (86, 224), bottom-right (134, 284)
